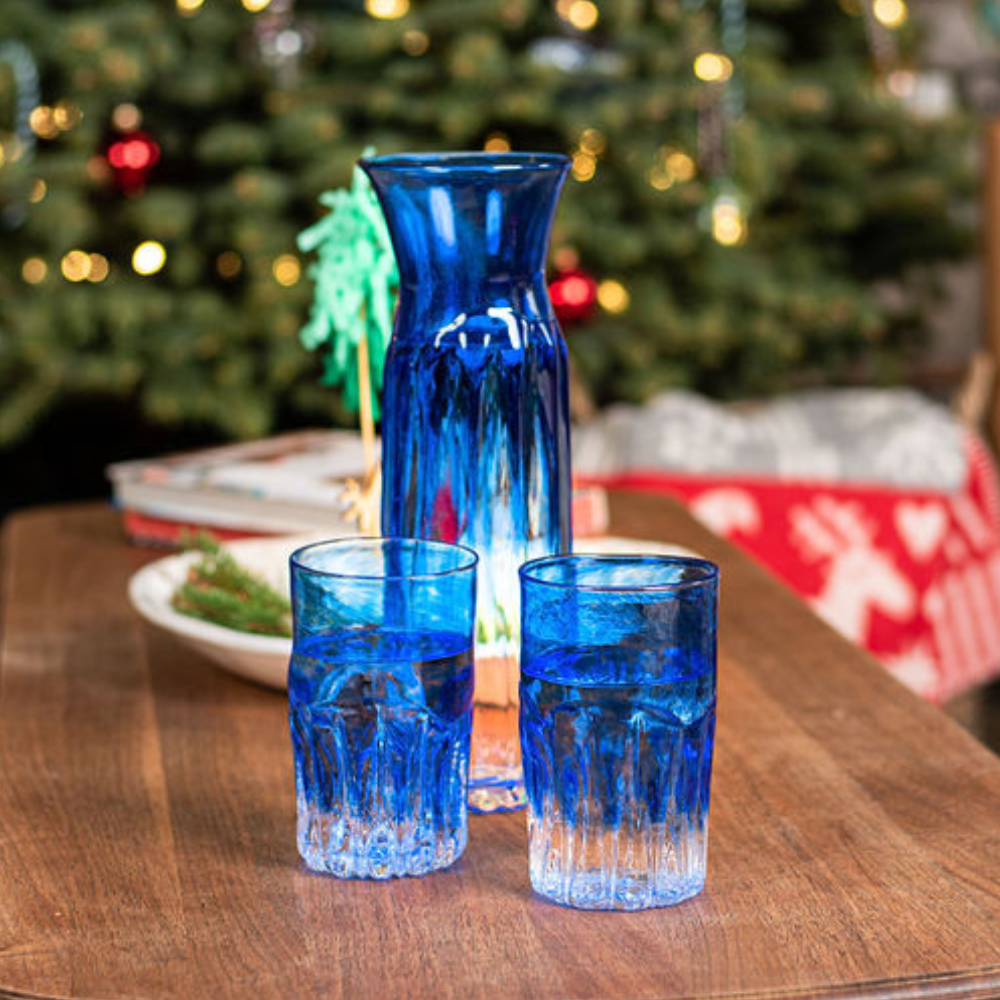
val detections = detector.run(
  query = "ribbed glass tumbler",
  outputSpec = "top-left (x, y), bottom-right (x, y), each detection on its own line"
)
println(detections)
top-left (288, 538), bottom-right (478, 879)
top-left (519, 554), bottom-right (718, 910)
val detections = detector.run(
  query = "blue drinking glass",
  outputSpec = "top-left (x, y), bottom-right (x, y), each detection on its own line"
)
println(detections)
top-left (519, 554), bottom-right (719, 910)
top-left (362, 152), bottom-right (573, 814)
top-left (288, 537), bottom-right (478, 879)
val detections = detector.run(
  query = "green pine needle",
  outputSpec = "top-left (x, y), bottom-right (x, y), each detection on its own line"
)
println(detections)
top-left (170, 532), bottom-right (292, 638)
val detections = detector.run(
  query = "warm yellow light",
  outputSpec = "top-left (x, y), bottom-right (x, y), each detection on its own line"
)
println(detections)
top-left (22, 258), bottom-right (47, 284)
top-left (217, 251), bottom-right (243, 278)
top-left (87, 253), bottom-right (110, 283)
top-left (0, 143), bottom-right (5, 170)
top-left (665, 150), bottom-right (696, 181)
top-left (579, 128), bottom-right (606, 155)
top-left (649, 166), bottom-right (674, 191)
top-left (484, 132), bottom-right (511, 153)
top-left (61, 250), bottom-right (92, 282)
top-left (365, 0), bottom-right (409, 19)
top-left (597, 279), bottom-right (630, 314)
top-left (694, 52), bottom-right (733, 82)
top-left (402, 30), bottom-right (429, 55)
top-left (132, 241), bottom-right (167, 276)
top-left (873, 0), bottom-right (907, 28)
top-left (52, 102), bottom-right (83, 131)
top-left (711, 200), bottom-right (746, 246)
top-left (572, 150), bottom-right (596, 182)
top-left (29, 106), bottom-right (59, 140)
top-left (176, 0), bottom-right (205, 12)
top-left (241, 0), bottom-right (272, 11)
top-left (564, 0), bottom-right (599, 30)
top-left (29, 179), bottom-right (47, 203)
top-left (273, 253), bottom-right (301, 287)
top-left (713, 217), bottom-right (744, 245)
top-left (112, 103), bottom-right (143, 131)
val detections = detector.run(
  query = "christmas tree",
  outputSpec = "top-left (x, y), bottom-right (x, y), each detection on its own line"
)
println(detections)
top-left (0, 0), bottom-right (973, 457)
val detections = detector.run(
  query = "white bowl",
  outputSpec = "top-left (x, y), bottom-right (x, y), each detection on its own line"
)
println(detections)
top-left (128, 535), bottom-right (698, 691)
top-left (128, 535), bottom-right (314, 689)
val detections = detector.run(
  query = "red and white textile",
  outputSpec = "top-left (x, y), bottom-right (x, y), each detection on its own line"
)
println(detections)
top-left (576, 392), bottom-right (1000, 703)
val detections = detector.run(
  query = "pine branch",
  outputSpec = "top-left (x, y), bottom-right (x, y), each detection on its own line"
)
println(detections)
top-left (170, 532), bottom-right (292, 638)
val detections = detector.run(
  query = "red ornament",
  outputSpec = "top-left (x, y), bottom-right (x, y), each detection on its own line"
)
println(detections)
top-left (105, 131), bottom-right (160, 195)
top-left (549, 267), bottom-right (598, 326)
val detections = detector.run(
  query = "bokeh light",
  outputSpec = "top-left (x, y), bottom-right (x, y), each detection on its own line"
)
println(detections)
top-left (557, 0), bottom-right (599, 30)
top-left (694, 52), bottom-right (733, 82)
top-left (22, 258), bottom-right (47, 284)
top-left (597, 279), bottom-right (630, 313)
top-left (112, 103), bottom-right (143, 132)
top-left (217, 251), bottom-right (243, 279)
top-left (402, 30), bottom-right (429, 55)
top-left (873, 0), bottom-right (907, 28)
top-left (483, 132), bottom-right (511, 152)
top-left (649, 167), bottom-right (673, 191)
top-left (132, 241), bottom-right (167, 276)
top-left (61, 250), bottom-right (92, 282)
top-left (29, 106), bottom-right (60, 140)
top-left (52, 102), bottom-right (83, 131)
top-left (711, 198), bottom-right (747, 246)
top-left (553, 247), bottom-right (579, 271)
top-left (664, 150), bottom-right (696, 181)
top-left (87, 253), bottom-right (110, 283)
top-left (572, 150), bottom-right (596, 182)
top-left (365, 0), bottom-right (409, 19)
top-left (107, 136), bottom-right (159, 170)
top-left (273, 254), bottom-right (301, 286)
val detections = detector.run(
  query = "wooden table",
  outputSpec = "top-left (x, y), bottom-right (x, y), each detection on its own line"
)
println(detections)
top-left (2, 497), bottom-right (1000, 1000)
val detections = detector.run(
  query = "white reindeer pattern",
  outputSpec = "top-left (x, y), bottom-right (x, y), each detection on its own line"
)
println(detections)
top-left (790, 496), bottom-right (916, 643)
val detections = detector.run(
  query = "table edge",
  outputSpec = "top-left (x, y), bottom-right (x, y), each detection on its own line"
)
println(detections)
top-left (706, 966), bottom-right (1000, 1000)
top-left (3, 965), bottom-right (1000, 1000)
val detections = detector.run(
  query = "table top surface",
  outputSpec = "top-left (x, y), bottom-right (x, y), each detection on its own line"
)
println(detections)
top-left (1, 496), bottom-right (1000, 1000)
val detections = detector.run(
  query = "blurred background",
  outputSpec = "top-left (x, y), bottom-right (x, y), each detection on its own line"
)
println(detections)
top-left (0, 0), bottom-right (991, 514)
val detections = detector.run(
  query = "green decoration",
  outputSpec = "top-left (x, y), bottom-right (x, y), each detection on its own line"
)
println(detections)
top-left (297, 151), bottom-right (398, 423)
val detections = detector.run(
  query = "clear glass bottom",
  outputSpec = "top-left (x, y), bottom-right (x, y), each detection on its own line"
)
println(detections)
top-left (527, 815), bottom-right (707, 910)
top-left (469, 654), bottom-right (526, 812)
top-left (297, 798), bottom-right (467, 879)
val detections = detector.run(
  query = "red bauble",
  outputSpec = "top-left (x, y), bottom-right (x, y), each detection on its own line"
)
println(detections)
top-left (106, 131), bottom-right (160, 194)
top-left (549, 267), bottom-right (598, 326)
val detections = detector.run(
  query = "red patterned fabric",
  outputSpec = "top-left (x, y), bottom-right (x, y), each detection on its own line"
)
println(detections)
top-left (583, 432), bottom-right (1000, 703)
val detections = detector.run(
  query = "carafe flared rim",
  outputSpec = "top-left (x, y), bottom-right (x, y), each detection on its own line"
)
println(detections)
top-left (361, 151), bottom-right (570, 178)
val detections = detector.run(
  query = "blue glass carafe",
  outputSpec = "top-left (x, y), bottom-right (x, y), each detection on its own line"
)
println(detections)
top-left (362, 152), bottom-right (572, 812)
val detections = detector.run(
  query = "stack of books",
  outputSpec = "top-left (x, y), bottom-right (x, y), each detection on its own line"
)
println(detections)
top-left (107, 429), bottom-right (608, 547)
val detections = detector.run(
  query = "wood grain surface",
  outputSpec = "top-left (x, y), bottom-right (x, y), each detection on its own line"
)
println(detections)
top-left (1, 496), bottom-right (1000, 1000)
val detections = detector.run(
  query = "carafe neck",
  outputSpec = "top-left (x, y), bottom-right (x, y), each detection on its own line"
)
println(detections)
top-left (362, 153), bottom-right (569, 322)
